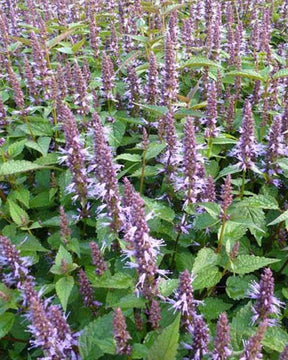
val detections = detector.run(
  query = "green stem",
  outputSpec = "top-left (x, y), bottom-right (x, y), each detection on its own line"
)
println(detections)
top-left (139, 150), bottom-right (147, 194)
top-left (206, 137), bottom-right (213, 159)
top-left (171, 213), bottom-right (188, 268)
top-left (217, 215), bottom-right (226, 253)
top-left (240, 169), bottom-right (246, 199)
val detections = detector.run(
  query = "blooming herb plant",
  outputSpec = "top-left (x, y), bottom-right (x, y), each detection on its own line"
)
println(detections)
top-left (0, 0), bottom-right (288, 359)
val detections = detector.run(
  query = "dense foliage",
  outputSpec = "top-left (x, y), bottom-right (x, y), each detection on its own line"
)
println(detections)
top-left (0, 0), bottom-right (288, 359)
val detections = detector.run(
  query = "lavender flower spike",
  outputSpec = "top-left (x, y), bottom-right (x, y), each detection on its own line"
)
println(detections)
top-left (265, 115), bottom-right (284, 177)
top-left (161, 31), bottom-right (178, 107)
top-left (170, 269), bottom-right (198, 326)
top-left (280, 345), bottom-right (288, 360)
top-left (240, 319), bottom-right (268, 360)
top-left (188, 315), bottom-right (210, 360)
top-left (220, 175), bottom-right (233, 220)
top-left (89, 241), bottom-right (107, 275)
top-left (113, 307), bottom-right (131, 355)
top-left (146, 51), bottom-right (159, 105)
top-left (232, 100), bottom-right (258, 170)
top-left (91, 112), bottom-right (122, 231)
top-left (213, 312), bottom-right (232, 360)
top-left (59, 104), bottom-right (88, 208)
top-left (205, 82), bottom-right (218, 138)
top-left (0, 235), bottom-right (31, 286)
top-left (248, 267), bottom-right (283, 324)
top-left (101, 51), bottom-right (115, 100)
top-left (123, 189), bottom-right (164, 299)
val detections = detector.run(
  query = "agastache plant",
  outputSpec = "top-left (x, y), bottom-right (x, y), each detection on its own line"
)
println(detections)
top-left (58, 104), bottom-right (88, 211)
top-left (248, 267), bottom-right (283, 324)
top-left (91, 111), bottom-right (122, 231)
top-left (212, 312), bottom-right (232, 360)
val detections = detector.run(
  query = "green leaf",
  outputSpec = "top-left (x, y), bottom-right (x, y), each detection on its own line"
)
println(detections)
top-left (35, 153), bottom-right (59, 165)
top-left (55, 245), bottom-right (73, 266)
top-left (230, 303), bottom-right (253, 350)
top-left (216, 164), bottom-right (242, 179)
top-left (238, 194), bottom-right (279, 210)
top-left (7, 199), bottom-right (29, 226)
top-left (10, 188), bottom-right (30, 208)
top-left (0, 312), bottom-right (15, 338)
top-left (7, 140), bottom-right (26, 157)
top-left (182, 56), bottom-right (221, 69)
top-left (79, 313), bottom-right (115, 359)
top-left (194, 212), bottom-right (220, 229)
top-left (268, 210), bottom-right (288, 226)
top-left (272, 68), bottom-right (288, 80)
top-left (226, 275), bottom-right (257, 300)
top-left (192, 248), bottom-right (219, 274)
top-left (192, 266), bottom-right (222, 290)
top-left (263, 326), bottom-right (288, 352)
top-left (158, 279), bottom-right (179, 297)
top-left (145, 142), bottom-right (166, 160)
top-left (147, 313), bottom-right (180, 360)
top-left (199, 298), bottom-right (232, 320)
top-left (115, 153), bottom-right (141, 162)
top-left (229, 255), bottom-right (280, 275)
top-left (131, 164), bottom-right (163, 177)
top-left (55, 276), bottom-right (74, 311)
top-left (0, 160), bottom-right (45, 176)
top-left (135, 103), bottom-right (168, 116)
top-left (225, 69), bottom-right (265, 81)
top-left (87, 269), bottom-right (134, 289)
top-left (143, 196), bottom-right (175, 222)
top-left (199, 202), bottom-right (221, 219)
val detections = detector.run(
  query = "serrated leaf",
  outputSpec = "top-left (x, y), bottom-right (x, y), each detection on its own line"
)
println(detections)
top-left (272, 68), bottom-right (288, 79)
top-left (192, 266), bottom-right (222, 290)
top-left (192, 248), bottom-right (219, 274)
top-left (7, 199), bottom-right (29, 226)
top-left (55, 245), bottom-right (73, 266)
top-left (135, 103), bottom-right (168, 115)
top-left (199, 202), bottom-right (221, 218)
top-left (0, 160), bottom-right (45, 176)
top-left (194, 212), bottom-right (220, 229)
top-left (131, 165), bottom-right (163, 177)
top-left (56, 276), bottom-right (74, 311)
top-left (147, 313), bottom-right (180, 360)
top-left (0, 312), bottom-right (15, 338)
top-left (199, 298), bottom-right (232, 320)
top-left (229, 255), bottom-right (280, 275)
top-left (182, 56), bottom-right (221, 69)
top-left (216, 164), bottom-right (241, 179)
top-left (225, 69), bottom-right (265, 81)
top-left (87, 268), bottom-right (134, 289)
top-left (238, 194), bottom-right (279, 210)
top-left (145, 142), bottom-right (166, 160)
top-left (35, 153), bottom-right (59, 165)
top-left (115, 153), bottom-right (141, 162)
top-left (230, 303), bottom-right (253, 350)
top-left (268, 209), bottom-right (288, 226)
top-left (143, 196), bottom-right (175, 222)
top-left (79, 313), bottom-right (115, 359)
top-left (263, 326), bottom-right (288, 352)
top-left (226, 275), bottom-right (257, 300)
top-left (158, 279), bottom-right (179, 297)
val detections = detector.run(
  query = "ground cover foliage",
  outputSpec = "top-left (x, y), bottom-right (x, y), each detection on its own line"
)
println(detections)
top-left (0, 0), bottom-right (288, 359)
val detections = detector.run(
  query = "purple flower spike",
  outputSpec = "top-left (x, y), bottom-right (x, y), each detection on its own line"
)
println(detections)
top-left (113, 307), bottom-right (131, 355)
top-left (148, 299), bottom-right (161, 329)
top-left (232, 100), bottom-right (258, 171)
top-left (265, 115), bottom-right (284, 177)
top-left (91, 112), bottom-right (122, 231)
top-left (89, 241), bottom-right (107, 276)
top-left (205, 82), bottom-right (218, 138)
top-left (188, 315), bottom-right (210, 360)
top-left (78, 268), bottom-right (100, 314)
top-left (126, 64), bottom-right (141, 117)
top-left (213, 312), bottom-right (232, 360)
top-left (240, 319), bottom-right (268, 360)
top-left (248, 268), bottom-right (283, 325)
top-left (220, 175), bottom-right (233, 219)
top-left (123, 189), bottom-right (164, 299)
top-left (280, 345), bottom-right (288, 360)
top-left (101, 52), bottom-right (115, 101)
top-left (161, 32), bottom-right (178, 107)
top-left (59, 104), bottom-right (88, 208)
top-left (170, 269), bottom-right (198, 326)
top-left (146, 52), bottom-right (159, 105)
top-left (0, 236), bottom-right (31, 286)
